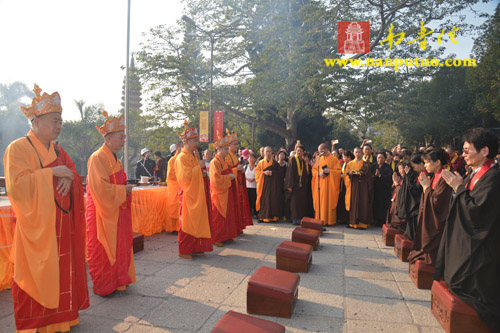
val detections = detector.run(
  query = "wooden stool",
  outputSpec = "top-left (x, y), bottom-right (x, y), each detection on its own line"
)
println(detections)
top-left (409, 260), bottom-right (434, 289)
top-left (276, 241), bottom-right (313, 273)
top-left (292, 227), bottom-right (320, 251)
top-left (211, 310), bottom-right (285, 333)
top-left (382, 224), bottom-right (401, 247)
top-left (394, 234), bottom-right (412, 262)
top-left (133, 232), bottom-right (144, 253)
top-left (431, 281), bottom-right (492, 333)
top-left (247, 266), bottom-right (300, 318)
top-left (300, 217), bottom-right (324, 235)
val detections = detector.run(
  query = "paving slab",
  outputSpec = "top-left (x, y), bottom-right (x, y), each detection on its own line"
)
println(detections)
top-left (0, 223), bottom-right (446, 332)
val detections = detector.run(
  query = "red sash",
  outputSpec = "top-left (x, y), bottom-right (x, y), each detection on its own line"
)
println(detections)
top-left (466, 159), bottom-right (494, 191)
top-left (431, 169), bottom-right (442, 189)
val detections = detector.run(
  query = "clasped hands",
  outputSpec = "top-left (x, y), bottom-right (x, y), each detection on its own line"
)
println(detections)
top-left (52, 165), bottom-right (74, 196)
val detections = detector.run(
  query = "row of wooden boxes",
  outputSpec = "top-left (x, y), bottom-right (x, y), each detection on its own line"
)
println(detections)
top-left (382, 225), bottom-right (492, 333)
top-left (212, 217), bottom-right (323, 333)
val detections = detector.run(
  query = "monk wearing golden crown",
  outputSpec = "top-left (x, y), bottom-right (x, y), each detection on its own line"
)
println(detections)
top-left (86, 111), bottom-right (136, 296)
top-left (224, 129), bottom-right (253, 233)
top-left (3, 84), bottom-right (89, 331)
top-left (175, 122), bottom-right (213, 260)
top-left (209, 132), bottom-right (239, 247)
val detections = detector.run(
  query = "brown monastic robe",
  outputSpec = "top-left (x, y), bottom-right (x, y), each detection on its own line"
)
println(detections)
top-left (255, 158), bottom-right (284, 220)
top-left (285, 156), bottom-right (308, 221)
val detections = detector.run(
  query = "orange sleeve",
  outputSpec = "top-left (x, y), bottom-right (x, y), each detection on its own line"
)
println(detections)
top-left (3, 137), bottom-right (59, 309)
top-left (209, 158), bottom-right (231, 217)
top-left (87, 147), bottom-right (126, 265)
top-left (255, 160), bottom-right (265, 212)
top-left (328, 156), bottom-right (341, 209)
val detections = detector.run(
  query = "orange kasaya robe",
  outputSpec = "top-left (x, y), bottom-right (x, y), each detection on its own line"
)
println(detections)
top-left (255, 158), bottom-right (283, 222)
top-left (311, 152), bottom-right (341, 225)
top-left (165, 154), bottom-right (180, 232)
top-left (344, 159), bottom-right (374, 229)
top-left (225, 151), bottom-right (253, 231)
top-left (210, 155), bottom-right (239, 242)
top-left (174, 148), bottom-right (213, 254)
top-left (4, 129), bottom-right (89, 332)
top-left (86, 144), bottom-right (136, 296)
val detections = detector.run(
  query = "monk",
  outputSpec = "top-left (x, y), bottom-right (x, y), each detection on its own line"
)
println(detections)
top-left (86, 111), bottom-right (136, 296)
top-left (285, 145), bottom-right (309, 225)
top-left (175, 122), bottom-right (213, 260)
top-left (344, 147), bottom-right (374, 229)
top-left (435, 128), bottom-right (500, 331)
top-left (386, 162), bottom-right (407, 233)
top-left (408, 149), bottom-right (452, 265)
top-left (371, 152), bottom-right (393, 226)
top-left (4, 84), bottom-right (89, 331)
top-left (225, 130), bottom-right (253, 232)
top-left (311, 143), bottom-right (341, 226)
top-left (165, 142), bottom-right (182, 232)
top-left (255, 146), bottom-right (284, 222)
top-left (210, 134), bottom-right (239, 246)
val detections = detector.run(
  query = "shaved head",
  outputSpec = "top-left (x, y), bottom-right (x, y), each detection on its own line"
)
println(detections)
top-left (318, 143), bottom-right (329, 151)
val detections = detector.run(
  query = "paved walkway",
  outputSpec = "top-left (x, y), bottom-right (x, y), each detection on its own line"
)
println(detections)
top-left (0, 222), bottom-right (443, 332)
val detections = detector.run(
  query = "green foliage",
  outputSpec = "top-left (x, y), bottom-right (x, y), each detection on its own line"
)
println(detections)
top-left (467, 3), bottom-right (500, 122)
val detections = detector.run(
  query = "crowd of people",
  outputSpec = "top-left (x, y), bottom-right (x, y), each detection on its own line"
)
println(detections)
top-left (3, 85), bottom-right (499, 332)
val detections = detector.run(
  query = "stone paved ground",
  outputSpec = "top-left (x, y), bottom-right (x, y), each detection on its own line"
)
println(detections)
top-left (0, 222), bottom-right (443, 332)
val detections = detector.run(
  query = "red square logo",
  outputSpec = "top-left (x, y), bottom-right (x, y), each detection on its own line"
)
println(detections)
top-left (337, 21), bottom-right (370, 54)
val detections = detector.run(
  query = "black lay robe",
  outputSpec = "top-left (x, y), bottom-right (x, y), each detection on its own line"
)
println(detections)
top-left (396, 169), bottom-right (422, 240)
top-left (434, 164), bottom-right (500, 331)
top-left (371, 163), bottom-right (393, 226)
top-left (285, 157), bottom-right (309, 221)
top-left (408, 175), bottom-right (452, 265)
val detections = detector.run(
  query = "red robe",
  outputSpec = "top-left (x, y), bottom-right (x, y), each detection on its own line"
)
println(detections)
top-left (225, 152), bottom-right (253, 231)
top-left (86, 147), bottom-right (135, 296)
top-left (5, 134), bottom-right (89, 331)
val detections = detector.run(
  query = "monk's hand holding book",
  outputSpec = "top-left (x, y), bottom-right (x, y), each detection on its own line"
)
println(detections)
top-left (264, 170), bottom-right (272, 176)
top-left (229, 173), bottom-right (235, 180)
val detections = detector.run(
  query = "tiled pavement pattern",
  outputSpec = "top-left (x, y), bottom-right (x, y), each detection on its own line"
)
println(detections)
top-left (0, 222), bottom-right (443, 332)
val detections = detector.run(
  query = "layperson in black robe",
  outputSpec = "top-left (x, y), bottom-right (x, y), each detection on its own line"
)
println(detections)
top-left (386, 163), bottom-right (407, 233)
top-left (434, 128), bottom-right (500, 331)
top-left (371, 152), bottom-right (393, 226)
top-left (285, 145), bottom-right (309, 225)
top-left (303, 152), bottom-right (315, 218)
top-left (408, 149), bottom-right (452, 265)
top-left (255, 147), bottom-right (284, 222)
top-left (396, 155), bottom-right (424, 240)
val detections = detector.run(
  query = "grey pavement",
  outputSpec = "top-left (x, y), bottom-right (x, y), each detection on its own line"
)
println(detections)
top-left (0, 222), bottom-right (443, 332)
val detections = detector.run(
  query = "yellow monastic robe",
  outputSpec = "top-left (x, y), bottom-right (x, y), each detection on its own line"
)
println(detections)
top-left (311, 153), bottom-right (341, 225)
top-left (254, 158), bottom-right (273, 212)
top-left (209, 155), bottom-right (231, 218)
top-left (165, 154), bottom-right (180, 231)
top-left (87, 144), bottom-right (127, 265)
top-left (174, 148), bottom-right (211, 238)
top-left (343, 159), bottom-right (364, 211)
top-left (4, 130), bottom-right (59, 308)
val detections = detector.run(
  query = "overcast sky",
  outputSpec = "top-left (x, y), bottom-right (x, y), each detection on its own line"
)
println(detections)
top-left (0, 1), bottom-right (495, 122)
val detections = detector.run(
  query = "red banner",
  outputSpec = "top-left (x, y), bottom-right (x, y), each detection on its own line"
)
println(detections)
top-left (213, 111), bottom-right (224, 141)
top-left (199, 111), bottom-right (209, 142)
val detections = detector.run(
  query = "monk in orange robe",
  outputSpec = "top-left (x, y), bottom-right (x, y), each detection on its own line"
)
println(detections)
top-left (175, 122), bottom-right (213, 260)
top-left (225, 130), bottom-right (253, 232)
top-left (3, 84), bottom-right (89, 331)
top-left (210, 134), bottom-right (239, 247)
top-left (311, 143), bottom-right (341, 225)
top-left (165, 142), bottom-right (182, 232)
top-left (344, 147), bottom-right (374, 229)
top-left (86, 111), bottom-right (136, 296)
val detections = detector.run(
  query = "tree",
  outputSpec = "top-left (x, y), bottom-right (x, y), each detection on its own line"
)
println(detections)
top-left (0, 82), bottom-right (31, 176)
top-left (467, 3), bottom-right (500, 122)
top-left (137, 0), bottom-right (489, 149)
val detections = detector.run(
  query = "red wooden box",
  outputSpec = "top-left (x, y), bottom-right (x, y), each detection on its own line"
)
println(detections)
top-left (292, 227), bottom-right (320, 251)
top-left (409, 260), bottom-right (434, 289)
top-left (211, 310), bottom-right (285, 333)
top-left (247, 266), bottom-right (300, 318)
top-left (300, 217), bottom-right (324, 235)
top-left (431, 281), bottom-right (492, 333)
top-left (276, 240), bottom-right (313, 273)
top-left (133, 232), bottom-right (144, 253)
top-left (382, 224), bottom-right (401, 247)
top-left (394, 234), bottom-right (412, 262)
